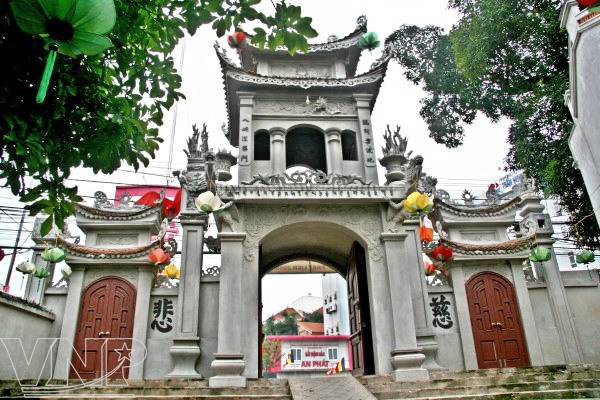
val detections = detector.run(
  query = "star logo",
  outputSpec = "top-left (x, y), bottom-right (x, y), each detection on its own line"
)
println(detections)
top-left (115, 342), bottom-right (132, 362)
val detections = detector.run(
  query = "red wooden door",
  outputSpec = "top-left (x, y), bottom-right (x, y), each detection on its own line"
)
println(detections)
top-left (347, 242), bottom-right (374, 376)
top-left (466, 272), bottom-right (529, 369)
top-left (71, 277), bottom-right (136, 379)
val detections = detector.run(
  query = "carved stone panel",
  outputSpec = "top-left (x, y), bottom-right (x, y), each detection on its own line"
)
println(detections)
top-left (96, 234), bottom-right (139, 247)
top-left (270, 63), bottom-right (333, 78)
top-left (459, 231), bottom-right (499, 242)
top-left (253, 99), bottom-right (356, 115)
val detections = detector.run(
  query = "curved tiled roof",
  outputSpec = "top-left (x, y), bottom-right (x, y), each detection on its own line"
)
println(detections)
top-left (237, 20), bottom-right (368, 75)
top-left (216, 45), bottom-right (389, 147)
top-left (437, 231), bottom-right (536, 256)
top-left (434, 197), bottom-right (521, 218)
top-left (75, 202), bottom-right (163, 220)
top-left (56, 236), bottom-right (161, 259)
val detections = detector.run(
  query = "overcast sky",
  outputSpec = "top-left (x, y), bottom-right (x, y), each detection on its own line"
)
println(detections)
top-left (0, 1), bottom-right (513, 317)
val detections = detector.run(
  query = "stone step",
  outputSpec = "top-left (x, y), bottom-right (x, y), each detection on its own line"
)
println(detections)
top-left (406, 388), bottom-right (600, 400)
top-left (361, 370), bottom-right (600, 391)
top-left (0, 378), bottom-right (292, 399)
top-left (370, 379), bottom-right (600, 399)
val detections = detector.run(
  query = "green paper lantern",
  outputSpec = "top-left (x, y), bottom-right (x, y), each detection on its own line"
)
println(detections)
top-left (10, 0), bottom-right (117, 102)
top-left (358, 32), bottom-right (380, 51)
top-left (575, 249), bottom-right (596, 265)
top-left (529, 245), bottom-right (552, 263)
top-left (41, 246), bottom-right (66, 263)
top-left (33, 267), bottom-right (51, 279)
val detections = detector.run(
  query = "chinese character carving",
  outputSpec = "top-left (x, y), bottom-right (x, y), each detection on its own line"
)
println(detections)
top-left (430, 295), bottom-right (453, 329)
top-left (150, 298), bottom-right (174, 333)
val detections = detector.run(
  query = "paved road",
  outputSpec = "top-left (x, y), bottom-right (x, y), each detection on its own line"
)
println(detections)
top-left (288, 376), bottom-right (377, 400)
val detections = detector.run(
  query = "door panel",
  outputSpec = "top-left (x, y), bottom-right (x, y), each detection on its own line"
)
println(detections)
top-left (466, 272), bottom-right (529, 369)
top-left (346, 242), bottom-right (374, 376)
top-left (71, 277), bottom-right (136, 379)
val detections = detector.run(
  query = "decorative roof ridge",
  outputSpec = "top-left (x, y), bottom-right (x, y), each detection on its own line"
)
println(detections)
top-left (434, 196), bottom-right (521, 217)
top-left (439, 231), bottom-right (536, 254)
top-left (216, 43), bottom-right (388, 82)
top-left (56, 236), bottom-right (160, 258)
top-left (75, 202), bottom-right (163, 219)
top-left (235, 19), bottom-right (367, 57)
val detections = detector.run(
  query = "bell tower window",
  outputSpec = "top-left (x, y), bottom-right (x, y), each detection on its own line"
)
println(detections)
top-left (341, 130), bottom-right (358, 161)
top-left (285, 127), bottom-right (327, 172)
top-left (254, 130), bottom-right (270, 160)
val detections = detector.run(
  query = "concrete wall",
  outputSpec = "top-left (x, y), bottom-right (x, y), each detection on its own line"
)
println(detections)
top-left (143, 279), bottom-right (220, 379)
top-left (427, 286), bottom-right (463, 371)
top-left (0, 295), bottom-right (56, 380)
top-left (562, 271), bottom-right (600, 364)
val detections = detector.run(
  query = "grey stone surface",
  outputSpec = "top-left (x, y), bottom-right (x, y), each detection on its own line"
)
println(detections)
top-left (288, 376), bottom-right (376, 400)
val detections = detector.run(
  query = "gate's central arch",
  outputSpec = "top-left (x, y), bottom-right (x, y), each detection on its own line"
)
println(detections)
top-left (258, 222), bottom-right (375, 376)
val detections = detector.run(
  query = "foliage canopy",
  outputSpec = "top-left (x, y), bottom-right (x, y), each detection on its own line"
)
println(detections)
top-left (1, 0), bottom-right (317, 235)
top-left (386, 0), bottom-right (599, 248)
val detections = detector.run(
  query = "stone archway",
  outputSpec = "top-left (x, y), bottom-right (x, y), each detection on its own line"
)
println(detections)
top-left (258, 221), bottom-right (374, 376)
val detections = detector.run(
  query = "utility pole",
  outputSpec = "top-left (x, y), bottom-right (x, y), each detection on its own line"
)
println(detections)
top-left (5, 210), bottom-right (26, 292)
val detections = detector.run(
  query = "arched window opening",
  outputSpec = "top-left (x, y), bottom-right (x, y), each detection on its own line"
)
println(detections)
top-left (341, 130), bottom-right (358, 161)
top-left (254, 130), bottom-right (270, 160)
top-left (285, 128), bottom-right (327, 172)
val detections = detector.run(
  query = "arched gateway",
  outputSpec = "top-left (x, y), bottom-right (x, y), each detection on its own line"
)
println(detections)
top-left (41, 14), bottom-right (592, 389)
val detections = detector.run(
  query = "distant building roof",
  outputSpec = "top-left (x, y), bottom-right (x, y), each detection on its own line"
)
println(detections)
top-left (298, 322), bottom-right (324, 336)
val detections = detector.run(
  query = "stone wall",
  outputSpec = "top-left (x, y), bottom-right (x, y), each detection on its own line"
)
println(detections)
top-left (0, 295), bottom-right (56, 379)
top-left (143, 279), bottom-right (219, 379)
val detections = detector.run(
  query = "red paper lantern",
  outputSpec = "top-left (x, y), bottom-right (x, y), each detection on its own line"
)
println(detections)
top-left (578, 0), bottom-right (598, 6)
top-left (431, 245), bottom-right (453, 262)
top-left (148, 248), bottom-right (171, 265)
top-left (227, 31), bottom-right (247, 50)
top-left (423, 259), bottom-right (436, 275)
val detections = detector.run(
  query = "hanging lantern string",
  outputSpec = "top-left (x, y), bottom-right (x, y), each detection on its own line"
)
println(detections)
top-left (36, 43), bottom-right (59, 104)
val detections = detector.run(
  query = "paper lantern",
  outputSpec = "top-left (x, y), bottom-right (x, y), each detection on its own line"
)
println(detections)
top-left (227, 31), bottom-right (247, 50)
top-left (41, 247), bottom-right (66, 263)
top-left (16, 261), bottom-right (36, 275)
top-left (162, 264), bottom-right (180, 280)
top-left (403, 191), bottom-right (434, 215)
top-left (10, 0), bottom-right (117, 102)
top-left (431, 245), bottom-right (453, 262)
top-left (529, 246), bottom-right (551, 263)
top-left (357, 32), bottom-right (380, 51)
top-left (575, 249), bottom-right (596, 265)
top-left (195, 191), bottom-right (226, 214)
top-left (148, 248), bottom-right (171, 266)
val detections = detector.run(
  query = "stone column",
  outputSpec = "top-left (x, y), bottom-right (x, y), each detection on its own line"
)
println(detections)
top-left (167, 211), bottom-right (208, 378)
top-left (325, 128), bottom-right (342, 175)
top-left (519, 194), bottom-right (584, 364)
top-left (402, 221), bottom-right (444, 370)
top-left (509, 260), bottom-right (544, 365)
top-left (129, 266), bottom-right (155, 379)
top-left (237, 92), bottom-right (255, 183)
top-left (210, 232), bottom-right (247, 387)
top-left (23, 244), bottom-right (49, 304)
top-left (380, 232), bottom-right (428, 382)
top-left (53, 265), bottom-right (86, 379)
top-left (270, 127), bottom-right (286, 175)
top-left (450, 266), bottom-right (478, 370)
top-left (353, 94), bottom-right (378, 182)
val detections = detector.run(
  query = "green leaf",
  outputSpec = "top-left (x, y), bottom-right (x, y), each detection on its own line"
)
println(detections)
top-left (40, 214), bottom-right (54, 237)
top-left (283, 31), bottom-right (298, 55)
top-left (294, 17), bottom-right (318, 38)
top-left (252, 27), bottom-right (267, 48)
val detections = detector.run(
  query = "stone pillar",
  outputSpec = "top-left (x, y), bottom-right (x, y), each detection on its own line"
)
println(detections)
top-left (23, 244), bottom-right (49, 304)
top-left (325, 128), bottom-right (342, 175)
top-left (270, 127), bottom-right (286, 175)
top-left (167, 211), bottom-right (208, 378)
top-left (210, 232), bottom-right (247, 387)
top-left (353, 94), bottom-right (378, 183)
top-left (380, 232), bottom-right (428, 381)
top-left (237, 92), bottom-right (255, 183)
top-left (53, 265), bottom-right (86, 379)
top-left (519, 194), bottom-right (584, 364)
top-left (509, 260), bottom-right (544, 365)
top-left (450, 266), bottom-right (478, 370)
top-left (402, 221), bottom-right (444, 370)
top-left (129, 266), bottom-right (155, 379)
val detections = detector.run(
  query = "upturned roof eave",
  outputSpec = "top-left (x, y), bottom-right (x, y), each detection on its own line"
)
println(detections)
top-left (217, 52), bottom-right (389, 147)
top-left (238, 24), bottom-right (367, 75)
